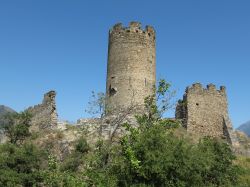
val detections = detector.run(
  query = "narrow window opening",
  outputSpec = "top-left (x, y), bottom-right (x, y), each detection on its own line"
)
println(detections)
top-left (145, 78), bottom-right (147, 86)
top-left (196, 103), bottom-right (199, 106)
top-left (109, 85), bottom-right (117, 97)
top-left (148, 33), bottom-right (151, 37)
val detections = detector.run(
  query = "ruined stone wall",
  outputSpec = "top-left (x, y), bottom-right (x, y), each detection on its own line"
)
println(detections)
top-left (26, 91), bottom-right (58, 131)
top-left (176, 83), bottom-right (234, 143)
top-left (106, 22), bottom-right (156, 114)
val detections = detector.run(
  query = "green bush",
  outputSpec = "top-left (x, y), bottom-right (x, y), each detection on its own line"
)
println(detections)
top-left (100, 125), bottom-right (239, 187)
top-left (0, 111), bottom-right (32, 144)
top-left (75, 137), bottom-right (90, 154)
top-left (0, 80), bottom-right (245, 186)
top-left (83, 80), bottom-right (241, 187)
top-left (0, 143), bottom-right (46, 186)
top-left (42, 152), bottom-right (87, 187)
top-left (61, 137), bottom-right (90, 172)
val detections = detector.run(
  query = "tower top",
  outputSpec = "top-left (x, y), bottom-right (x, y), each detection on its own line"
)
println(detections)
top-left (109, 21), bottom-right (155, 39)
top-left (185, 83), bottom-right (226, 95)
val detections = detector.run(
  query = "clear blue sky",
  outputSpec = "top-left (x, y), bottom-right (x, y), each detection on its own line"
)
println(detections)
top-left (0, 0), bottom-right (249, 128)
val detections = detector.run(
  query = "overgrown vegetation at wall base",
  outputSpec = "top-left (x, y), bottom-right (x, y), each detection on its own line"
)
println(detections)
top-left (0, 81), bottom-right (249, 186)
top-left (82, 84), bottom-right (240, 186)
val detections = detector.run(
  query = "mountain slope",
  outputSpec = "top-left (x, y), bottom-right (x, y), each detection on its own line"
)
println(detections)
top-left (237, 121), bottom-right (250, 137)
top-left (0, 105), bottom-right (16, 126)
top-left (0, 105), bottom-right (16, 117)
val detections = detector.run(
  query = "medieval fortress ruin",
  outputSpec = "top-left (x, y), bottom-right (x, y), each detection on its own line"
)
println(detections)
top-left (106, 22), bottom-right (156, 113)
top-left (12, 22), bottom-right (238, 145)
top-left (176, 83), bottom-right (236, 144)
top-left (26, 91), bottom-right (58, 131)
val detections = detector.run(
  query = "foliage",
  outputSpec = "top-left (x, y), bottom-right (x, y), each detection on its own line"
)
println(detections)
top-left (0, 143), bottom-right (45, 186)
top-left (0, 80), bottom-right (245, 186)
top-left (85, 91), bottom-right (105, 118)
top-left (84, 140), bottom-right (119, 187)
top-left (42, 170), bottom-right (87, 187)
top-left (235, 156), bottom-right (250, 187)
top-left (82, 80), bottom-right (240, 187)
top-left (97, 125), bottom-right (240, 187)
top-left (0, 111), bottom-right (32, 144)
top-left (0, 111), bottom-right (87, 186)
top-left (42, 153), bottom-right (87, 187)
top-left (61, 137), bottom-right (90, 172)
top-left (138, 79), bottom-right (176, 126)
top-left (75, 137), bottom-right (90, 154)
top-left (156, 79), bottom-right (176, 117)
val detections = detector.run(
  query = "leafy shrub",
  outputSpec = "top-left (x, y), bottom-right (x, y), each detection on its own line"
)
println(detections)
top-left (61, 137), bottom-right (90, 172)
top-left (0, 80), bottom-right (244, 186)
top-left (75, 137), bottom-right (90, 154)
top-left (83, 79), bottom-right (241, 187)
top-left (0, 111), bottom-right (32, 144)
top-left (0, 143), bottom-right (46, 186)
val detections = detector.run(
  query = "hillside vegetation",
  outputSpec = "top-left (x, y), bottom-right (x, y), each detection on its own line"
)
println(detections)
top-left (1, 111), bottom-right (248, 186)
top-left (0, 81), bottom-right (249, 187)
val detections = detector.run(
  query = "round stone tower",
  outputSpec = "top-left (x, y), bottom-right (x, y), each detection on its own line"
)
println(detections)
top-left (105, 21), bottom-right (156, 114)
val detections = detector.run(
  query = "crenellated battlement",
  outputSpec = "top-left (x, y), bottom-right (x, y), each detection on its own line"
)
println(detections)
top-left (177, 82), bottom-right (232, 143)
top-left (186, 83), bottom-right (226, 95)
top-left (109, 21), bottom-right (155, 39)
top-left (207, 83), bottom-right (216, 91)
top-left (129, 21), bottom-right (141, 29)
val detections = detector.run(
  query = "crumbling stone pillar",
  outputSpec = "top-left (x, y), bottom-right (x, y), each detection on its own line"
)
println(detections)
top-left (26, 90), bottom-right (58, 131)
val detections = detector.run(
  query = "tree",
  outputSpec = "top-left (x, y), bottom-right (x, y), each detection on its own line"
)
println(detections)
top-left (61, 137), bottom-right (90, 172)
top-left (0, 143), bottom-right (46, 186)
top-left (86, 114), bottom-right (239, 186)
top-left (85, 91), bottom-right (106, 118)
top-left (85, 90), bottom-right (139, 141)
top-left (0, 111), bottom-right (32, 145)
top-left (84, 79), bottom-right (240, 187)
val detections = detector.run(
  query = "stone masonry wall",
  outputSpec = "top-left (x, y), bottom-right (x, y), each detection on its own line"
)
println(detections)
top-left (176, 83), bottom-right (234, 143)
top-left (106, 22), bottom-right (156, 114)
top-left (26, 91), bottom-right (58, 131)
